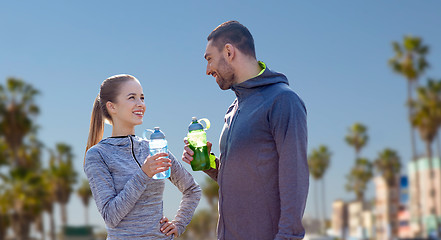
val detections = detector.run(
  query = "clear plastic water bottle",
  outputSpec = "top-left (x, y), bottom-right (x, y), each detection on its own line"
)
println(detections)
top-left (187, 117), bottom-right (211, 171)
top-left (144, 127), bottom-right (170, 179)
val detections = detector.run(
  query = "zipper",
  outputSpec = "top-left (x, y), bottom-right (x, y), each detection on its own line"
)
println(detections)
top-left (219, 104), bottom-right (240, 236)
top-left (128, 135), bottom-right (142, 169)
top-left (222, 108), bottom-right (240, 160)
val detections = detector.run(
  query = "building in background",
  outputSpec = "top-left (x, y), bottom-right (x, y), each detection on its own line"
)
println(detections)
top-left (397, 175), bottom-right (411, 238)
top-left (303, 217), bottom-right (322, 235)
top-left (331, 200), bottom-right (347, 239)
top-left (362, 210), bottom-right (374, 239)
top-left (348, 201), bottom-right (364, 239)
top-left (329, 158), bottom-right (441, 240)
top-left (374, 176), bottom-right (400, 240)
top-left (408, 157), bottom-right (441, 238)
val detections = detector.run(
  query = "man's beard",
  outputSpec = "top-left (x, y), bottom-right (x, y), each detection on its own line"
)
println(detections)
top-left (216, 57), bottom-right (235, 90)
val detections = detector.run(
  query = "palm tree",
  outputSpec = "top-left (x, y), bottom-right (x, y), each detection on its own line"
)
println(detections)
top-left (1, 167), bottom-right (46, 240)
top-left (201, 177), bottom-right (218, 239)
top-left (0, 139), bottom-right (10, 240)
top-left (410, 79), bottom-right (441, 161)
top-left (308, 145), bottom-right (331, 234)
top-left (374, 148), bottom-right (402, 239)
top-left (410, 79), bottom-right (441, 238)
top-left (180, 209), bottom-right (214, 240)
top-left (0, 78), bottom-right (46, 240)
top-left (0, 78), bottom-right (39, 168)
top-left (0, 189), bottom-right (10, 240)
top-left (201, 176), bottom-right (219, 210)
top-left (374, 149), bottom-right (401, 187)
top-left (389, 37), bottom-right (429, 237)
top-left (41, 168), bottom-right (58, 240)
top-left (345, 123), bottom-right (368, 159)
top-left (389, 35), bottom-right (429, 160)
top-left (0, 139), bottom-right (9, 167)
top-left (50, 143), bottom-right (77, 227)
top-left (77, 179), bottom-right (92, 225)
top-left (345, 158), bottom-right (373, 202)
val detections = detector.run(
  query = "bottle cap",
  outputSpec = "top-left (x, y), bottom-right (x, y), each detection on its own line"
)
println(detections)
top-left (188, 117), bottom-right (204, 131)
top-left (150, 127), bottom-right (166, 139)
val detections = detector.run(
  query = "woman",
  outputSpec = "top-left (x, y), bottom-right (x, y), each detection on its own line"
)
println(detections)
top-left (84, 74), bottom-right (201, 239)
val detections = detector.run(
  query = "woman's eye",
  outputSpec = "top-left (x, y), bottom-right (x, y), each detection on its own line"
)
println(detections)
top-left (129, 96), bottom-right (135, 100)
top-left (141, 97), bottom-right (145, 101)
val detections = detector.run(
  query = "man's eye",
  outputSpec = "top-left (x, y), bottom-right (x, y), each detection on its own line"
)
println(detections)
top-left (141, 97), bottom-right (145, 101)
top-left (129, 96), bottom-right (135, 99)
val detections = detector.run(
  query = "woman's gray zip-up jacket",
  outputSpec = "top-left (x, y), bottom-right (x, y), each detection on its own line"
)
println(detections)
top-left (84, 135), bottom-right (201, 239)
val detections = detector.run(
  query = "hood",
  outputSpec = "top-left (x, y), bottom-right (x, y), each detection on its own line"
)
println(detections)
top-left (231, 66), bottom-right (289, 99)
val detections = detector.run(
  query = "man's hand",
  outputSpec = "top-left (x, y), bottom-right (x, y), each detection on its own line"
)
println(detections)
top-left (182, 138), bottom-right (212, 164)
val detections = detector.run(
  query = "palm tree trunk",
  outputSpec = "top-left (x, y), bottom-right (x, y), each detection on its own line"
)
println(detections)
top-left (36, 214), bottom-right (46, 240)
top-left (12, 213), bottom-right (31, 240)
top-left (321, 179), bottom-right (327, 235)
top-left (314, 180), bottom-right (319, 233)
top-left (436, 133), bottom-right (441, 159)
top-left (408, 81), bottom-right (418, 160)
top-left (408, 81), bottom-right (424, 237)
top-left (85, 205), bottom-right (89, 225)
top-left (411, 165), bottom-right (423, 238)
top-left (387, 181), bottom-right (396, 240)
top-left (0, 215), bottom-right (6, 240)
top-left (49, 211), bottom-right (56, 240)
top-left (356, 188), bottom-right (364, 203)
top-left (61, 203), bottom-right (67, 226)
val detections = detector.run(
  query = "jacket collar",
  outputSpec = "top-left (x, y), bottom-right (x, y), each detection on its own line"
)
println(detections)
top-left (231, 63), bottom-right (289, 100)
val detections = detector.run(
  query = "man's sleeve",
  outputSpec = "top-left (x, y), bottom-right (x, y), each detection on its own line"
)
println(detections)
top-left (270, 91), bottom-right (309, 240)
top-left (203, 154), bottom-right (219, 182)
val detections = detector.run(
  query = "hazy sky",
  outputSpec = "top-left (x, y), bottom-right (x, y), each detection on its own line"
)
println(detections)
top-left (1, 0), bottom-right (441, 234)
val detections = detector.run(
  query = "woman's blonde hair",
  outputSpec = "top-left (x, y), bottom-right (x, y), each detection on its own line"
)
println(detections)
top-left (85, 74), bottom-right (138, 160)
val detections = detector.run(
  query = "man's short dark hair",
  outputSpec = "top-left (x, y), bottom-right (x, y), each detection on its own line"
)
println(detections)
top-left (207, 20), bottom-right (256, 59)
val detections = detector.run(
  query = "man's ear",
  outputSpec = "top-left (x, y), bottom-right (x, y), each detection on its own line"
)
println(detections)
top-left (224, 43), bottom-right (235, 62)
top-left (106, 101), bottom-right (116, 114)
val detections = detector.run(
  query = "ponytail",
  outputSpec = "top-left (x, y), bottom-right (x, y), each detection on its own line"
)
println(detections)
top-left (85, 96), bottom-right (104, 163)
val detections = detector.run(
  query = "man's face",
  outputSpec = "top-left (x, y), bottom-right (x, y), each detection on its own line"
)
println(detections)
top-left (204, 40), bottom-right (235, 90)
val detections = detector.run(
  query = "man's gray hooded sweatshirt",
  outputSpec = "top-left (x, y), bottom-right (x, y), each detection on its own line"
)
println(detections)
top-left (204, 63), bottom-right (309, 240)
top-left (84, 135), bottom-right (201, 239)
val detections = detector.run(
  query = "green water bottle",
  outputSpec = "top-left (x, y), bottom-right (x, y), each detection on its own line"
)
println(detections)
top-left (187, 117), bottom-right (211, 171)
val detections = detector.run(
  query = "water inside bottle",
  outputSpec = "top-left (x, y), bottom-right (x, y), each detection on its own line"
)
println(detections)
top-left (188, 130), bottom-right (207, 147)
top-left (149, 142), bottom-right (170, 179)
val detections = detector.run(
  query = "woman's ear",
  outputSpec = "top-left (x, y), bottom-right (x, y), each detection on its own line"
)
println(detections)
top-left (106, 101), bottom-right (116, 115)
top-left (224, 43), bottom-right (235, 62)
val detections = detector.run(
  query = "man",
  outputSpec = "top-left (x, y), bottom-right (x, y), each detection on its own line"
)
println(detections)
top-left (182, 20), bottom-right (308, 240)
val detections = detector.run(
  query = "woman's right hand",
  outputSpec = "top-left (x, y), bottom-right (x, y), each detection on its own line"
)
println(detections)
top-left (142, 153), bottom-right (171, 178)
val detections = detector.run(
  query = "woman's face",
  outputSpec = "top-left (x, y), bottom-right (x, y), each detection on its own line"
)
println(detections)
top-left (109, 79), bottom-right (146, 128)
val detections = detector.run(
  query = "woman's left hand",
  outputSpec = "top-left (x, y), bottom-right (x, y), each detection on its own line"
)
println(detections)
top-left (160, 216), bottom-right (178, 237)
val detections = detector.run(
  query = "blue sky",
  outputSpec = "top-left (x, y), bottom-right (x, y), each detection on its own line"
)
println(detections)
top-left (1, 0), bottom-right (441, 233)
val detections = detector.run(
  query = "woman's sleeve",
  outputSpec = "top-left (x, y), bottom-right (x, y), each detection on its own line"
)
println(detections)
top-left (167, 151), bottom-right (202, 236)
top-left (84, 147), bottom-right (150, 228)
